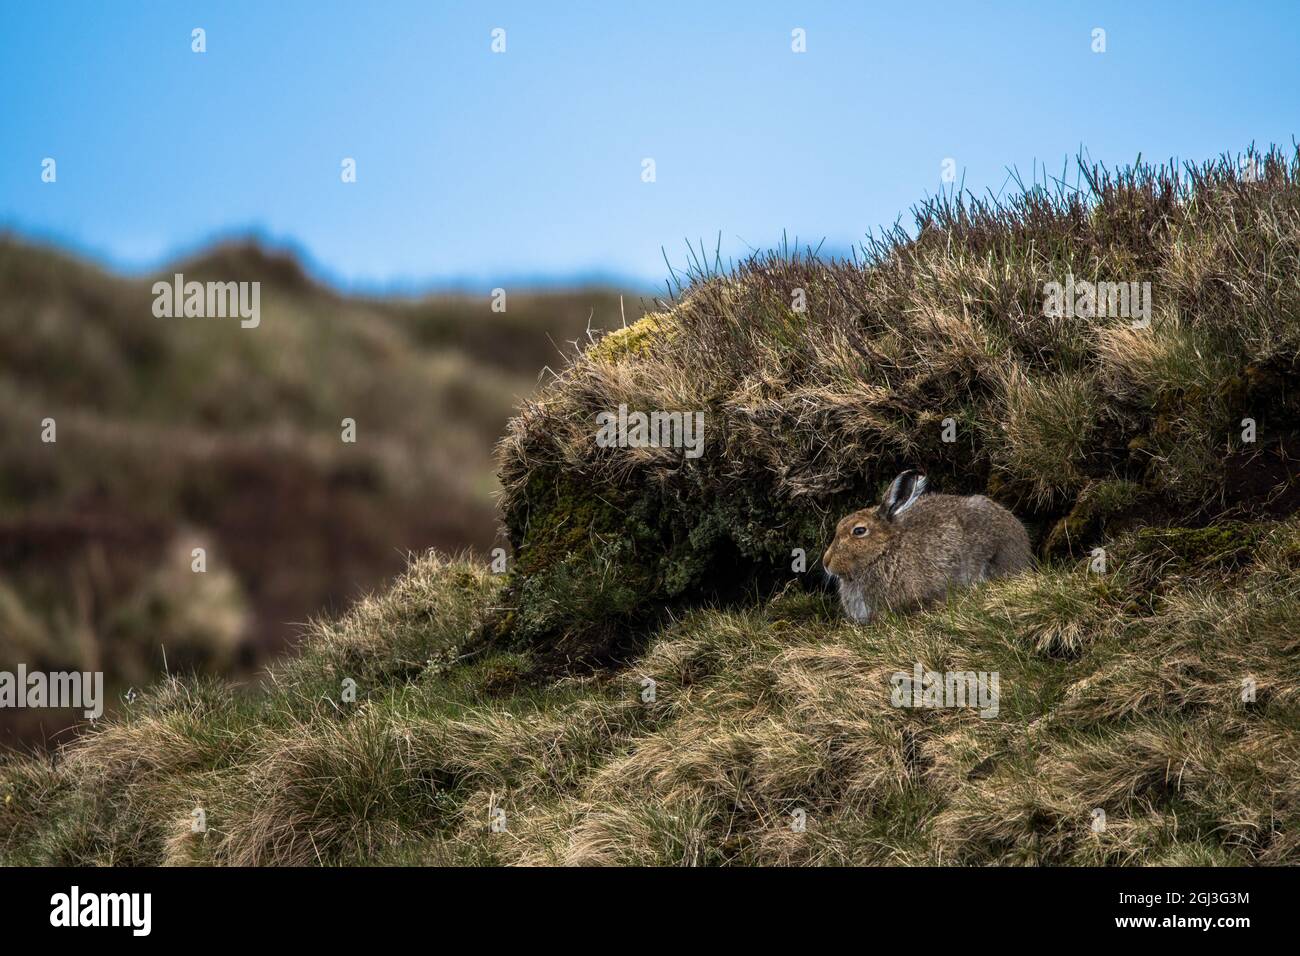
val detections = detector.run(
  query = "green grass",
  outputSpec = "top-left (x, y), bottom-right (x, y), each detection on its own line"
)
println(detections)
top-left (3, 519), bottom-right (1297, 865)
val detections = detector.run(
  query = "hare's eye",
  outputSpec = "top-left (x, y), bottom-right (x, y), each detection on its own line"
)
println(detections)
top-left (852, 525), bottom-right (868, 537)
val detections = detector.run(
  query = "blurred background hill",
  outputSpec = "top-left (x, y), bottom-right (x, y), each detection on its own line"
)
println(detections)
top-left (0, 234), bottom-right (645, 748)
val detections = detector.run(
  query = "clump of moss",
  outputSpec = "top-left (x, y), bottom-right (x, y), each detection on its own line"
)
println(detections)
top-left (498, 470), bottom-right (657, 652)
top-left (1126, 522), bottom-right (1267, 571)
top-left (1044, 479), bottom-right (1146, 557)
top-left (499, 464), bottom-right (838, 660)
top-left (587, 311), bottom-right (673, 362)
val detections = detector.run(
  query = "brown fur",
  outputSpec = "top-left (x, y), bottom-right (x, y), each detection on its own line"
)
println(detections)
top-left (822, 473), bottom-right (1032, 623)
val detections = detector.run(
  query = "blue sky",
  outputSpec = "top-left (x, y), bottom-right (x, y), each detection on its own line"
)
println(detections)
top-left (1, 1), bottom-right (1297, 292)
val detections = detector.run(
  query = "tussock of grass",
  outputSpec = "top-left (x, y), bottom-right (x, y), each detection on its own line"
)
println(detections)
top-left (497, 148), bottom-right (1300, 653)
top-left (281, 554), bottom-right (501, 689)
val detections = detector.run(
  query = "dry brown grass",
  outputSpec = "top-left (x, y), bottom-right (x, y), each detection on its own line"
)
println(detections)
top-left (3, 515), bottom-right (1295, 866)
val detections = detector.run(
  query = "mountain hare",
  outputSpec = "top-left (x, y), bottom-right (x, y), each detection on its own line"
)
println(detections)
top-left (822, 470), bottom-right (1031, 623)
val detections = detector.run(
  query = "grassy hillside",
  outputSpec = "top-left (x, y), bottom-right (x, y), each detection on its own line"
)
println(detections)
top-left (2, 149), bottom-right (1298, 865)
top-left (497, 149), bottom-right (1300, 660)
top-left (0, 237), bottom-right (643, 746)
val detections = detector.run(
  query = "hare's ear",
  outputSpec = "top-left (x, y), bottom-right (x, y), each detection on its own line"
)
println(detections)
top-left (878, 470), bottom-right (928, 521)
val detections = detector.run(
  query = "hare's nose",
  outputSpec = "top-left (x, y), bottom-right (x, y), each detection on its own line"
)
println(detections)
top-left (821, 547), bottom-right (834, 571)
